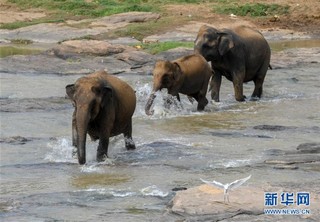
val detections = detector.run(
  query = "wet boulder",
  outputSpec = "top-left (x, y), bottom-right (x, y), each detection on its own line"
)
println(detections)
top-left (264, 142), bottom-right (320, 170)
top-left (52, 40), bottom-right (135, 58)
top-left (253, 125), bottom-right (295, 131)
top-left (170, 185), bottom-right (264, 219)
top-left (296, 143), bottom-right (320, 154)
top-left (0, 136), bottom-right (31, 145)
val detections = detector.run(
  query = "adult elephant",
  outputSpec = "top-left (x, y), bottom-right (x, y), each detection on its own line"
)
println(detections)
top-left (194, 25), bottom-right (271, 102)
top-left (66, 70), bottom-right (136, 165)
top-left (145, 54), bottom-right (213, 115)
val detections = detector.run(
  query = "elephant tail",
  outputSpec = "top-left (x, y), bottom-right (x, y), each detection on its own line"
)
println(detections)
top-left (269, 64), bottom-right (273, 70)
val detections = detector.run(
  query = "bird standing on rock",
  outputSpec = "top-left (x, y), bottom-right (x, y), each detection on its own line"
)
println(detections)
top-left (200, 175), bottom-right (252, 203)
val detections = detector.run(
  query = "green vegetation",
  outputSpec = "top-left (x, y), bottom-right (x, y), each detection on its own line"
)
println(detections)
top-left (107, 17), bottom-right (190, 41)
top-left (2, 0), bottom-right (290, 30)
top-left (214, 2), bottom-right (289, 17)
top-left (1, 0), bottom-right (291, 54)
top-left (139, 41), bottom-right (193, 54)
top-left (7, 0), bottom-right (204, 18)
top-left (9, 39), bottom-right (33, 44)
top-left (8, 0), bottom-right (153, 17)
top-left (0, 18), bottom-right (65, 30)
top-left (2, 0), bottom-right (201, 30)
top-left (0, 46), bottom-right (42, 58)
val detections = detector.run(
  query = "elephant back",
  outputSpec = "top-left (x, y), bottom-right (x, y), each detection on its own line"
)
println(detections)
top-left (91, 70), bottom-right (136, 121)
top-left (174, 54), bottom-right (211, 77)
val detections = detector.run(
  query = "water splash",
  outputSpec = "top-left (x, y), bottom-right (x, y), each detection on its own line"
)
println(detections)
top-left (140, 185), bottom-right (168, 197)
top-left (45, 138), bottom-right (76, 163)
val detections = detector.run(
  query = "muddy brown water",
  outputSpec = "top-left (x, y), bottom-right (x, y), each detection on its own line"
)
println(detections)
top-left (0, 40), bottom-right (320, 221)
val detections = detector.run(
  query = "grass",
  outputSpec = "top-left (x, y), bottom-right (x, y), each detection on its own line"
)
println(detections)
top-left (2, 0), bottom-right (290, 31)
top-left (2, 0), bottom-right (201, 30)
top-left (1, 18), bottom-right (65, 30)
top-left (1, 0), bottom-right (291, 54)
top-left (105, 16), bottom-right (191, 41)
top-left (0, 46), bottom-right (42, 58)
top-left (139, 41), bottom-right (194, 54)
top-left (214, 2), bottom-right (290, 17)
top-left (7, 0), bottom-right (203, 17)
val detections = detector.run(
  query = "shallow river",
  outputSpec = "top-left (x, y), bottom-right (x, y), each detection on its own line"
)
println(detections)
top-left (1, 41), bottom-right (320, 221)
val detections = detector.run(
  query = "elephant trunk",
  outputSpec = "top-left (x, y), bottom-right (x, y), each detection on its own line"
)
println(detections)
top-left (145, 92), bottom-right (156, 115)
top-left (76, 107), bottom-right (90, 164)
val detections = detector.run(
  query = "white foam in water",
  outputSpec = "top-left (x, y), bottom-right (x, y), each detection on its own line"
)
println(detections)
top-left (110, 190), bottom-right (136, 197)
top-left (210, 157), bottom-right (262, 169)
top-left (45, 138), bottom-right (77, 163)
top-left (140, 185), bottom-right (168, 197)
top-left (80, 164), bottom-right (106, 173)
top-left (135, 83), bottom-right (153, 103)
top-left (81, 188), bottom-right (136, 197)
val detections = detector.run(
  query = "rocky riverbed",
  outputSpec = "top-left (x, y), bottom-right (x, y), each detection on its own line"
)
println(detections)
top-left (1, 9), bottom-right (320, 222)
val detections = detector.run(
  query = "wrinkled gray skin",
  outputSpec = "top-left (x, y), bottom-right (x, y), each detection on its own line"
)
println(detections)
top-left (194, 25), bottom-right (271, 102)
top-left (66, 70), bottom-right (136, 165)
top-left (145, 54), bottom-right (213, 115)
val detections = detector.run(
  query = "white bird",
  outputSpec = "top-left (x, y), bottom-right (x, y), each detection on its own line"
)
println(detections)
top-left (200, 175), bottom-right (251, 203)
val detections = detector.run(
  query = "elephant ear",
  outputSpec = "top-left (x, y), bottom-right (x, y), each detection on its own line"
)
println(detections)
top-left (91, 85), bottom-right (113, 107)
top-left (66, 84), bottom-right (75, 99)
top-left (100, 86), bottom-right (113, 107)
top-left (218, 32), bottom-right (234, 56)
top-left (172, 62), bottom-right (182, 80)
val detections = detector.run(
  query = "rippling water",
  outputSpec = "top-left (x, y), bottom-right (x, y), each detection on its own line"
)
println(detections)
top-left (1, 42), bottom-right (320, 221)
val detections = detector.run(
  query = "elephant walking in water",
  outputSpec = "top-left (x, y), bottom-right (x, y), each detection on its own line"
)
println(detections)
top-left (194, 25), bottom-right (271, 102)
top-left (145, 54), bottom-right (213, 115)
top-left (66, 70), bottom-right (136, 165)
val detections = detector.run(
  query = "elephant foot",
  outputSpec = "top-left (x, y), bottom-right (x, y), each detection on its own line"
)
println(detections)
top-left (236, 95), bottom-right (246, 102)
top-left (97, 153), bottom-right (108, 162)
top-left (125, 137), bottom-right (136, 150)
top-left (211, 91), bottom-right (220, 102)
top-left (197, 97), bottom-right (208, 111)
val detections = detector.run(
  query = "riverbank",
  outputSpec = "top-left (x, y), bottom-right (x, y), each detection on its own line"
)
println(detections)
top-left (1, 0), bottom-right (320, 75)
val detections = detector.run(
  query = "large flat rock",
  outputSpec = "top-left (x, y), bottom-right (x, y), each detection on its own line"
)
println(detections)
top-left (171, 185), bottom-right (320, 221)
top-left (171, 185), bottom-right (264, 217)
top-left (0, 12), bottom-right (160, 43)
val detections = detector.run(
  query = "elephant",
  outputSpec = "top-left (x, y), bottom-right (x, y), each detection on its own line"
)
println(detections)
top-left (65, 70), bottom-right (136, 165)
top-left (145, 54), bottom-right (213, 115)
top-left (194, 25), bottom-right (271, 102)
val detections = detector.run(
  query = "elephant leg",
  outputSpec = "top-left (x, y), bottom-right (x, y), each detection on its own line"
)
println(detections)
top-left (72, 110), bottom-right (77, 146)
top-left (197, 95), bottom-right (208, 111)
top-left (210, 71), bottom-right (222, 102)
top-left (72, 110), bottom-right (78, 158)
top-left (124, 120), bottom-right (136, 150)
top-left (251, 78), bottom-right (264, 100)
top-left (97, 137), bottom-right (109, 162)
top-left (251, 65), bottom-right (268, 100)
top-left (190, 93), bottom-right (208, 111)
top-left (232, 72), bottom-right (246, 102)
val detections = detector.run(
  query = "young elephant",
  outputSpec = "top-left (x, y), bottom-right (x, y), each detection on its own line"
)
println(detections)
top-left (66, 70), bottom-right (136, 165)
top-left (194, 25), bottom-right (271, 102)
top-left (145, 54), bottom-right (212, 115)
